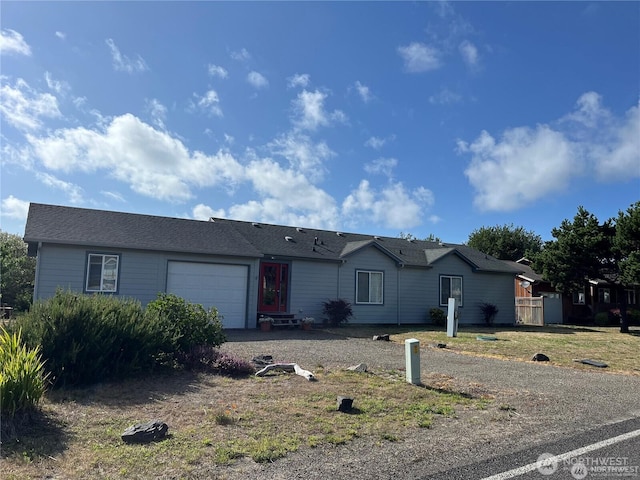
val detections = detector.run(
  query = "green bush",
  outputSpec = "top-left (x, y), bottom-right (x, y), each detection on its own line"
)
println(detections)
top-left (0, 326), bottom-right (48, 417)
top-left (594, 312), bottom-right (611, 326)
top-left (18, 290), bottom-right (159, 387)
top-left (321, 299), bottom-right (353, 327)
top-left (144, 293), bottom-right (226, 355)
top-left (479, 302), bottom-right (499, 326)
top-left (429, 308), bottom-right (446, 327)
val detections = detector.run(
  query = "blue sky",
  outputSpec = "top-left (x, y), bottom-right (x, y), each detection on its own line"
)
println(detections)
top-left (1, 1), bottom-right (638, 244)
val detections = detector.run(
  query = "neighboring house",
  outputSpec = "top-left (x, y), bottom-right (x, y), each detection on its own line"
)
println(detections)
top-left (572, 277), bottom-right (639, 324)
top-left (24, 203), bottom-right (522, 329)
top-left (504, 258), bottom-right (639, 324)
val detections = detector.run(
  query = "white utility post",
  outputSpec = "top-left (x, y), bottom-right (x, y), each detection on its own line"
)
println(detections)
top-left (447, 297), bottom-right (459, 337)
top-left (405, 338), bottom-right (421, 385)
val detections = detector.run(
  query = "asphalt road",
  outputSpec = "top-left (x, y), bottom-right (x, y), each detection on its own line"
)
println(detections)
top-left (426, 417), bottom-right (640, 479)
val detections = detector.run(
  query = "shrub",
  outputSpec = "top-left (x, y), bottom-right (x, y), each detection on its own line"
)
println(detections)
top-left (479, 302), bottom-right (499, 326)
top-left (321, 299), bottom-right (353, 327)
top-left (0, 326), bottom-right (48, 417)
top-left (176, 345), bottom-right (254, 377)
top-left (18, 290), bottom-right (159, 387)
top-left (594, 312), bottom-right (611, 326)
top-left (211, 352), bottom-right (255, 377)
top-left (144, 293), bottom-right (226, 355)
top-left (429, 308), bottom-right (446, 327)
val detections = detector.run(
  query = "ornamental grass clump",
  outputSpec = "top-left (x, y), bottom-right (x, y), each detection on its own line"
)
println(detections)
top-left (0, 326), bottom-right (48, 418)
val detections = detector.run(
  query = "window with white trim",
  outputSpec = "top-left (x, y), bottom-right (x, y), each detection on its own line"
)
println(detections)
top-left (598, 288), bottom-right (611, 304)
top-left (573, 290), bottom-right (586, 305)
top-left (356, 270), bottom-right (383, 304)
top-left (86, 254), bottom-right (120, 292)
top-left (440, 275), bottom-right (463, 306)
top-left (625, 289), bottom-right (636, 305)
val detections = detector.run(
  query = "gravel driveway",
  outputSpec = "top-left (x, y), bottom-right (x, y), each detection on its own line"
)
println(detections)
top-left (217, 329), bottom-right (640, 480)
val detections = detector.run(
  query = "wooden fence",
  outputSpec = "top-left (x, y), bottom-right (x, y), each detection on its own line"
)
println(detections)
top-left (515, 297), bottom-right (544, 326)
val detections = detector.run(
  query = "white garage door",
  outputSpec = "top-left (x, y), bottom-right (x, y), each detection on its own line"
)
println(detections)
top-left (167, 261), bottom-right (248, 329)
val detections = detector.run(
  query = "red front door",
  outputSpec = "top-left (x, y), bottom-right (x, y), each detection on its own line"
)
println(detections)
top-left (258, 262), bottom-right (288, 312)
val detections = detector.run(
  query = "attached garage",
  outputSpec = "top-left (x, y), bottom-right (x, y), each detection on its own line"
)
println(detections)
top-left (166, 261), bottom-right (248, 329)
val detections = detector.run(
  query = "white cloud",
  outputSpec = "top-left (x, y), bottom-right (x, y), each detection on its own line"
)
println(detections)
top-left (562, 91), bottom-right (610, 129)
top-left (26, 113), bottom-right (244, 203)
top-left (342, 180), bottom-right (434, 230)
top-left (101, 190), bottom-right (125, 202)
top-left (460, 126), bottom-right (578, 212)
top-left (0, 29), bottom-right (31, 56)
top-left (230, 48), bottom-right (251, 62)
top-left (146, 98), bottom-right (167, 129)
top-left (592, 102), bottom-right (640, 181)
top-left (208, 64), bottom-right (228, 79)
top-left (247, 71), bottom-right (269, 89)
top-left (459, 40), bottom-right (479, 69)
top-left (194, 90), bottom-right (223, 117)
top-left (105, 38), bottom-right (149, 74)
top-left (44, 71), bottom-right (70, 95)
top-left (1, 195), bottom-right (30, 220)
top-left (287, 73), bottom-right (310, 89)
top-left (354, 81), bottom-right (372, 103)
top-left (397, 42), bottom-right (441, 72)
top-left (364, 157), bottom-right (398, 178)
top-left (292, 89), bottom-right (347, 131)
top-left (0, 78), bottom-right (61, 131)
top-left (36, 172), bottom-right (84, 204)
top-left (55, 31), bottom-right (66, 40)
top-left (364, 134), bottom-right (396, 150)
top-left (429, 87), bottom-right (462, 105)
top-left (225, 155), bottom-right (340, 229)
top-left (459, 92), bottom-right (639, 211)
top-left (268, 133), bottom-right (335, 182)
top-left (192, 203), bottom-right (226, 220)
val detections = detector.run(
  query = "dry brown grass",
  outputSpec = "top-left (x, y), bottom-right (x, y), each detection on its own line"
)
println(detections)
top-left (1, 366), bottom-right (482, 479)
top-left (332, 325), bottom-right (640, 375)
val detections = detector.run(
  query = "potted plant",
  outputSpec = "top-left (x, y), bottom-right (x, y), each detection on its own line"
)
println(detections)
top-left (300, 316), bottom-right (315, 331)
top-left (258, 316), bottom-right (273, 332)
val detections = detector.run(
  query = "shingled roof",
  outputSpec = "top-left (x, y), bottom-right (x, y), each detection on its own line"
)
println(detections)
top-left (24, 203), bottom-right (521, 273)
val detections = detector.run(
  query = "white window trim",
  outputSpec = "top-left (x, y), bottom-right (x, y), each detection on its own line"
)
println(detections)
top-left (598, 287), bottom-right (611, 304)
top-left (573, 290), bottom-right (586, 305)
top-left (86, 253), bottom-right (120, 293)
top-left (440, 275), bottom-right (463, 307)
top-left (356, 270), bottom-right (384, 305)
top-left (626, 289), bottom-right (637, 305)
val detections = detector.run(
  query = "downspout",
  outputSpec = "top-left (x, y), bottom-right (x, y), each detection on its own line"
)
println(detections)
top-left (33, 242), bottom-right (42, 300)
top-left (397, 266), bottom-right (401, 325)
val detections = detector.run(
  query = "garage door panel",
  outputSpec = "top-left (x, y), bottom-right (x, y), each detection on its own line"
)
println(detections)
top-left (167, 262), bottom-right (247, 329)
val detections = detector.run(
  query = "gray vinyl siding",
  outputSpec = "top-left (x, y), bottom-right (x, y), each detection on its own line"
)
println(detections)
top-left (339, 247), bottom-right (399, 324)
top-left (428, 253), bottom-right (515, 325)
top-left (35, 244), bottom-right (86, 297)
top-left (289, 260), bottom-right (340, 321)
top-left (398, 267), bottom-right (435, 324)
top-left (34, 243), bottom-right (259, 327)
